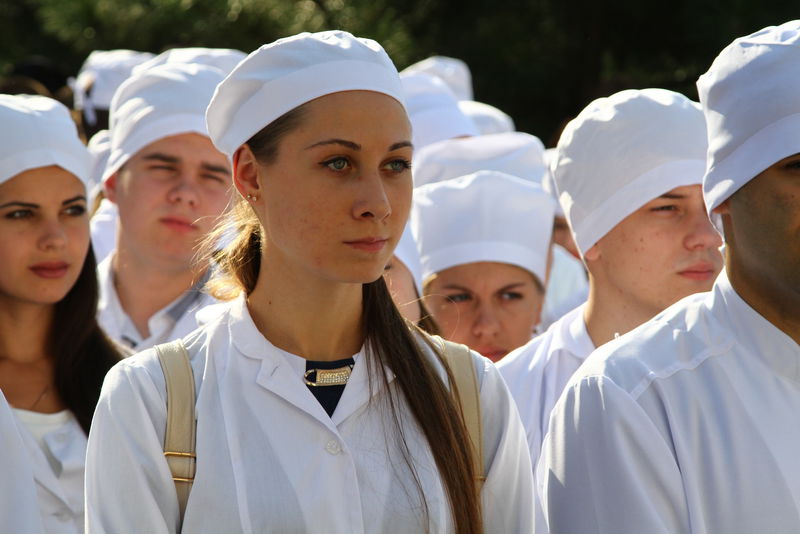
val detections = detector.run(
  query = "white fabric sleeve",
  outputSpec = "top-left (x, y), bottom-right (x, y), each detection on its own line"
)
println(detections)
top-left (0, 393), bottom-right (45, 534)
top-left (85, 356), bottom-right (180, 533)
top-left (477, 356), bottom-right (536, 533)
top-left (537, 375), bottom-right (690, 534)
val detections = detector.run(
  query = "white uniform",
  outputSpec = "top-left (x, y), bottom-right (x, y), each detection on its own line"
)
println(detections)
top-left (85, 295), bottom-right (534, 533)
top-left (12, 409), bottom-right (86, 534)
top-left (96, 254), bottom-right (218, 351)
top-left (497, 303), bottom-right (593, 468)
top-left (0, 392), bottom-right (46, 534)
top-left (89, 199), bottom-right (118, 264)
top-left (538, 272), bottom-right (800, 533)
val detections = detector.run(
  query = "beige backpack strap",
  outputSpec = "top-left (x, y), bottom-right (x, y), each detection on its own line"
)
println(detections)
top-left (155, 340), bottom-right (196, 525)
top-left (439, 339), bottom-right (485, 487)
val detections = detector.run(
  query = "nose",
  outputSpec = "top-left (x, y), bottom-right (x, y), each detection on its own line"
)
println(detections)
top-left (352, 171), bottom-right (391, 221)
top-left (685, 209), bottom-right (723, 251)
top-left (38, 219), bottom-right (67, 251)
top-left (166, 171), bottom-right (200, 208)
top-left (471, 302), bottom-right (501, 340)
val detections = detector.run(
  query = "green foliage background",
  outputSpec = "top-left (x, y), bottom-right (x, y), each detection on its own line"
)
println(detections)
top-left (1, 0), bottom-right (797, 143)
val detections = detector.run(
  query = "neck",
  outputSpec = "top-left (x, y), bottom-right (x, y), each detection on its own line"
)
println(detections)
top-left (112, 246), bottom-right (205, 337)
top-left (727, 263), bottom-right (800, 345)
top-left (583, 276), bottom-right (660, 348)
top-left (247, 251), bottom-right (365, 362)
top-left (0, 300), bottom-right (62, 412)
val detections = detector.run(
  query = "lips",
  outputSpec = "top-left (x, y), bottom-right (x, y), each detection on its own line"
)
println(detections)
top-left (160, 216), bottom-right (197, 232)
top-left (678, 263), bottom-right (716, 282)
top-left (477, 348), bottom-right (507, 362)
top-left (30, 261), bottom-right (69, 279)
top-left (344, 237), bottom-right (388, 253)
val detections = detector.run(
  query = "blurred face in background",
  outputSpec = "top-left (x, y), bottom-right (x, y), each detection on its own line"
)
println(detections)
top-left (424, 261), bottom-right (544, 362)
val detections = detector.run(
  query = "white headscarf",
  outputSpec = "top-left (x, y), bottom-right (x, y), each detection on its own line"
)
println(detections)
top-left (401, 55), bottom-right (473, 101)
top-left (698, 20), bottom-right (800, 213)
top-left (553, 88), bottom-right (707, 257)
top-left (0, 94), bottom-right (89, 187)
top-left (206, 31), bottom-right (406, 158)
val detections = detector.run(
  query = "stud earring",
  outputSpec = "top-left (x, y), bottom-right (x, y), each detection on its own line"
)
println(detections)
top-left (246, 193), bottom-right (258, 202)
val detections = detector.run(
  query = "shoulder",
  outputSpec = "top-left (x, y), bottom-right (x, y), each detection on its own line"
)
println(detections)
top-left (574, 291), bottom-right (734, 400)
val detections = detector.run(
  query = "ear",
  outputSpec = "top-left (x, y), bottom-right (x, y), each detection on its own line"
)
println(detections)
top-left (583, 242), bottom-right (600, 262)
top-left (711, 198), bottom-right (731, 216)
top-left (232, 145), bottom-right (263, 200)
top-left (103, 173), bottom-right (119, 204)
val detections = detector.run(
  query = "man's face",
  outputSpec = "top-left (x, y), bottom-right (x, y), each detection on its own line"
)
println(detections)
top-left (717, 153), bottom-right (800, 306)
top-left (585, 184), bottom-right (724, 317)
top-left (105, 132), bottom-right (232, 270)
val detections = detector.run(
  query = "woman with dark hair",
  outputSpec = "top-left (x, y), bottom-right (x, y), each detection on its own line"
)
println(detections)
top-left (86, 31), bottom-right (532, 533)
top-left (0, 94), bottom-right (121, 533)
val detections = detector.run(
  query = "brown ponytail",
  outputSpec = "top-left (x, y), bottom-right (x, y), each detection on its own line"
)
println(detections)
top-left (200, 106), bottom-right (482, 533)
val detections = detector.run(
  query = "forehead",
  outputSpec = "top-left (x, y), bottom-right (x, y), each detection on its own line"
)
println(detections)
top-left (129, 132), bottom-right (228, 165)
top-left (293, 91), bottom-right (412, 142)
top-left (0, 165), bottom-right (85, 199)
top-left (434, 261), bottom-right (537, 287)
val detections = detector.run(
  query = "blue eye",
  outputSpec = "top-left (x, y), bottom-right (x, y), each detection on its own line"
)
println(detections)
top-left (322, 157), bottom-right (349, 171)
top-left (500, 291), bottom-right (524, 301)
top-left (446, 293), bottom-right (471, 304)
top-left (384, 159), bottom-right (411, 173)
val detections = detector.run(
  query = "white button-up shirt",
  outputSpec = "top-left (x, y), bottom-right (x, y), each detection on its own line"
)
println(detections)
top-left (12, 410), bottom-right (86, 534)
top-left (85, 294), bottom-right (534, 533)
top-left (96, 254), bottom-right (218, 351)
top-left (0, 392), bottom-right (45, 534)
top-left (498, 303), bottom-right (593, 468)
top-left (538, 271), bottom-right (800, 533)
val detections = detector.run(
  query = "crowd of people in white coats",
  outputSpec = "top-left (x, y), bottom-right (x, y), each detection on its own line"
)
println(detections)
top-left (0, 18), bottom-right (798, 534)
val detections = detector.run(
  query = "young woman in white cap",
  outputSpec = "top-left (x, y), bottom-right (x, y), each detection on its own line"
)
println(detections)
top-left (86, 31), bottom-right (533, 533)
top-left (0, 94), bottom-right (121, 533)
top-left (413, 170), bottom-right (556, 362)
top-left (537, 21), bottom-right (800, 533)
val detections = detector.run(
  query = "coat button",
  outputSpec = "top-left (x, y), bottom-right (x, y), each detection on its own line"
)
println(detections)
top-left (325, 439), bottom-right (341, 455)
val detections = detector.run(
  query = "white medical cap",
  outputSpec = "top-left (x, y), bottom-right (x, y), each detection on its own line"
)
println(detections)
top-left (133, 47), bottom-right (246, 76)
top-left (458, 100), bottom-right (515, 135)
top-left (73, 49), bottom-right (155, 125)
top-left (103, 62), bottom-right (226, 182)
top-left (541, 148), bottom-right (564, 218)
top-left (412, 170), bottom-right (555, 285)
top-left (413, 131), bottom-right (546, 187)
top-left (554, 88), bottom-right (707, 257)
top-left (0, 94), bottom-right (89, 187)
top-left (402, 55), bottom-right (473, 101)
top-left (698, 20), bottom-right (800, 213)
top-left (401, 72), bottom-right (479, 150)
top-left (394, 224), bottom-right (423, 295)
top-left (86, 129), bottom-right (111, 201)
top-left (206, 31), bottom-right (405, 158)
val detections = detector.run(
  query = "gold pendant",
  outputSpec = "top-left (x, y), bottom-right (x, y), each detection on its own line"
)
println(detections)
top-left (304, 365), bottom-right (353, 387)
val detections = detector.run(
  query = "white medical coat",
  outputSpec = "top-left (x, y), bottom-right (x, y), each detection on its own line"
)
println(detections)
top-left (0, 391), bottom-right (45, 534)
top-left (96, 255), bottom-right (218, 351)
top-left (13, 411), bottom-right (86, 534)
top-left (85, 294), bottom-right (534, 533)
top-left (538, 272), bottom-right (800, 533)
top-left (498, 303), bottom-right (593, 468)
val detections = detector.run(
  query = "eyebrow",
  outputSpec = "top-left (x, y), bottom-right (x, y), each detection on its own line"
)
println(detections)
top-left (0, 195), bottom-right (86, 210)
top-left (144, 152), bottom-right (230, 175)
top-left (659, 193), bottom-right (687, 199)
top-left (305, 139), bottom-right (413, 152)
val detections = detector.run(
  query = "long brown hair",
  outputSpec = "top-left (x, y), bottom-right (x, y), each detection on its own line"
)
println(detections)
top-left (51, 244), bottom-right (122, 434)
top-left (204, 106), bottom-right (482, 533)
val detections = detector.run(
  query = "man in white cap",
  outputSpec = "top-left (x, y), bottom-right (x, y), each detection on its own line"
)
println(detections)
top-left (498, 88), bottom-right (723, 477)
top-left (537, 21), bottom-right (800, 533)
top-left (98, 62), bottom-right (232, 351)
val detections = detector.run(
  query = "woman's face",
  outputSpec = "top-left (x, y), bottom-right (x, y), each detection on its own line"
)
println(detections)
top-left (244, 91), bottom-right (413, 285)
top-left (0, 166), bottom-right (89, 306)
top-left (384, 255), bottom-right (421, 323)
top-left (424, 261), bottom-right (544, 362)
